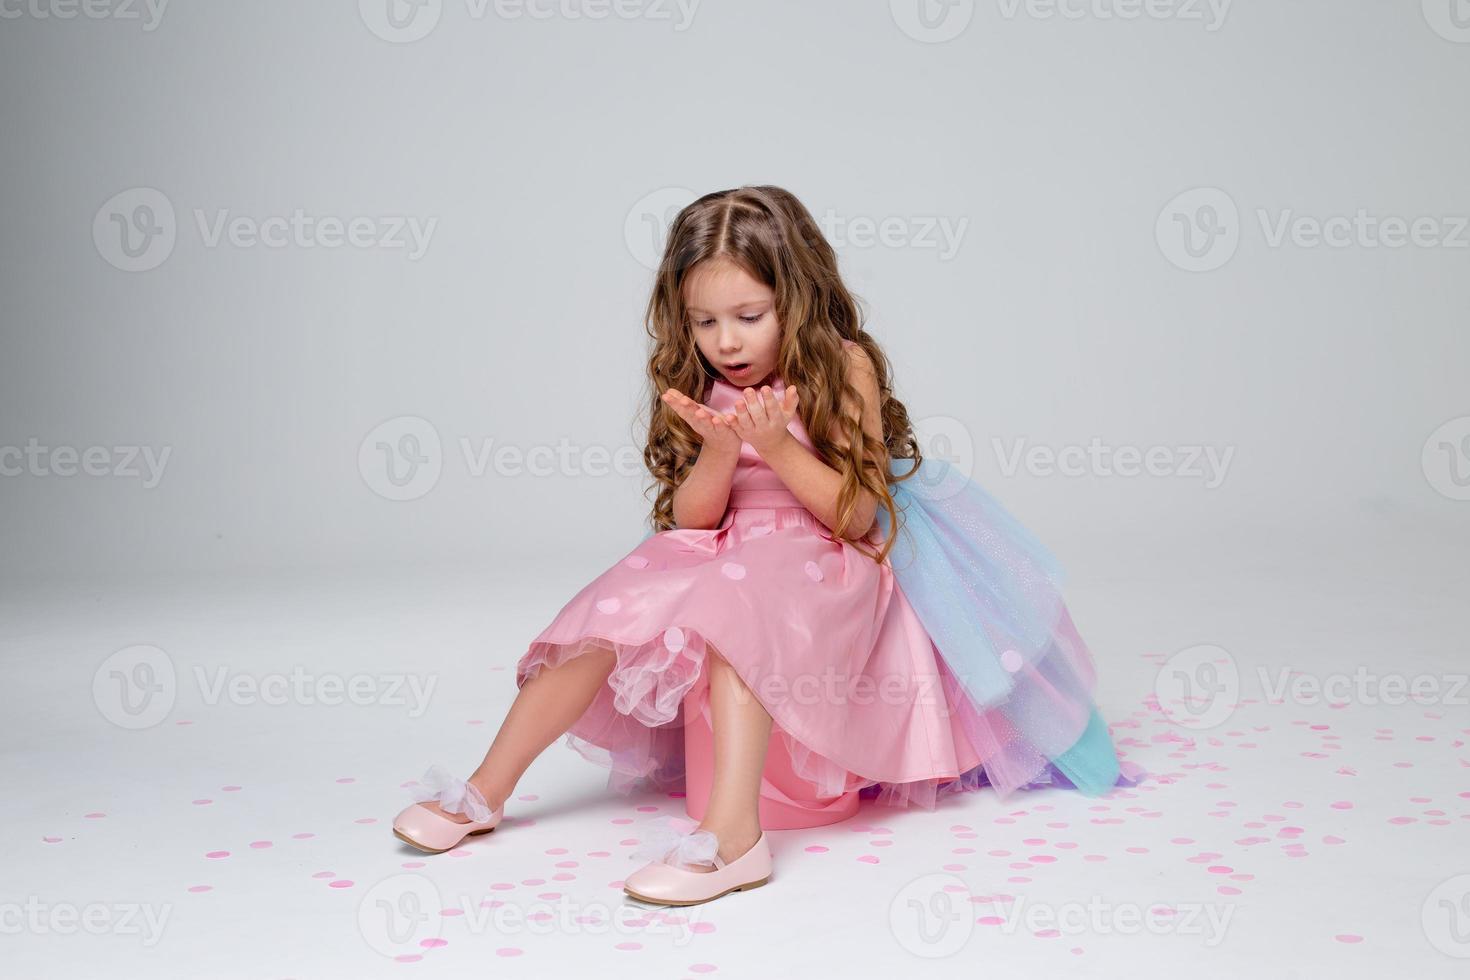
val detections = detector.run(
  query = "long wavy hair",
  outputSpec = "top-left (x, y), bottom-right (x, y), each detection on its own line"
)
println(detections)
top-left (637, 185), bottom-right (923, 566)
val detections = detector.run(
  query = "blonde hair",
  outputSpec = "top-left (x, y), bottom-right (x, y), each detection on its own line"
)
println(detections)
top-left (637, 185), bottom-right (924, 565)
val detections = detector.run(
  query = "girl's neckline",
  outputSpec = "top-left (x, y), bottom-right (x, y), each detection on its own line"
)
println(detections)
top-left (712, 372), bottom-right (784, 389)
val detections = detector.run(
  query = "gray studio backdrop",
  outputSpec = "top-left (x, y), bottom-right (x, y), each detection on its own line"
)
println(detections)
top-left (1, 0), bottom-right (1467, 589)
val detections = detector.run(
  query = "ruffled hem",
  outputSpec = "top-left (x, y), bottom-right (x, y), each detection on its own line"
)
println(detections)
top-left (517, 629), bottom-right (710, 796)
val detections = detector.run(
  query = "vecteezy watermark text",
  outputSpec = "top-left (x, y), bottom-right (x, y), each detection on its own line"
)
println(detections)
top-left (94, 188), bottom-right (437, 272)
top-left (92, 645), bottom-right (440, 728)
top-left (358, 0), bottom-right (703, 43)
top-left (0, 897), bottom-right (171, 947)
top-left (356, 873), bottom-right (705, 958)
top-left (358, 415), bottom-right (647, 501)
top-left (1, 439), bottom-right (170, 488)
top-left (1157, 187), bottom-right (1470, 272)
top-left (0, 0), bottom-right (169, 30)
top-left (993, 436), bottom-right (1234, 488)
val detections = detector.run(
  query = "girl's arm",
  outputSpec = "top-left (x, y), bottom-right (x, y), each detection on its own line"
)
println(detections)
top-left (758, 344), bottom-right (886, 540)
top-left (671, 439), bottom-right (741, 530)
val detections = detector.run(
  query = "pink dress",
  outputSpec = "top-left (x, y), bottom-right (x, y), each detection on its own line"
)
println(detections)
top-left (515, 342), bottom-right (995, 829)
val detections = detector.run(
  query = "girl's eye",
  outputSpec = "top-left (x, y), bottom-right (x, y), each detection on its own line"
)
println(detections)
top-left (691, 313), bottom-right (764, 327)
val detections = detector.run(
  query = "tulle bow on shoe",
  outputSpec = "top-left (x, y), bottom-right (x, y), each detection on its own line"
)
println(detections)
top-left (631, 816), bottom-right (723, 870)
top-left (407, 764), bottom-right (494, 823)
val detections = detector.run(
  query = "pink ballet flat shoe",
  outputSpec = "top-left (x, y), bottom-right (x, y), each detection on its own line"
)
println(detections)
top-left (622, 818), bottom-right (772, 907)
top-left (392, 765), bottom-right (504, 854)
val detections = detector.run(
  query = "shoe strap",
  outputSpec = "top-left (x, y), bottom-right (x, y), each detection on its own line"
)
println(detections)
top-left (409, 765), bottom-right (494, 823)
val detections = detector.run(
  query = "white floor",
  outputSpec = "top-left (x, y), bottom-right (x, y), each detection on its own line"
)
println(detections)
top-left (4, 523), bottom-right (1468, 979)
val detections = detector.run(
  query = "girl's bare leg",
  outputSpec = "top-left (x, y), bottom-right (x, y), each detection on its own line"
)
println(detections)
top-left (688, 646), bottom-right (771, 871)
top-left (418, 644), bottom-right (617, 823)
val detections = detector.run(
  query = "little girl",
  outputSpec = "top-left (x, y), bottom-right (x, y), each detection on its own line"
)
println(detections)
top-left (391, 185), bottom-right (1142, 907)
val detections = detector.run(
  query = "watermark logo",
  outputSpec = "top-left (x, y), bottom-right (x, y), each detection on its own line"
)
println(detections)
top-left (1258, 209), bottom-right (1469, 250)
top-left (905, 414), bottom-right (976, 499)
top-left (0, 898), bottom-right (172, 946)
top-left (1153, 643), bottom-right (1239, 730)
top-left (193, 666), bottom-right (439, 718)
top-left (888, 872), bottom-right (974, 957)
top-left (1, 439), bottom-right (172, 487)
top-left (993, 436), bottom-right (1234, 488)
top-left (1422, 0), bottom-right (1470, 43)
top-left (359, 416), bottom-right (444, 502)
top-left (995, 0), bottom-right (1232, 31)
top-left (1423, 874), bottom-right (1470, 958)
top-left (0, 0), bottom-right (169, 29)
top-left (93, 644), bottom-right (177, 730)
top-left (814, 208), bottom-right (969, 261)
top-left (93, 644), bottom-right (440, 728)
top-left (358, 873), bottom-right (444, 958)
top-left (360, 0), bottom-right (443, 42)
top-left (93, 188), bottom-right (438, 271)
top-left (890, 0), bottom-right (976, 43)
top-left (1259, 666), bottom-right (1467, 708)
top-left (359, 0), bottom-right (701, 43)
top-left (1421, 416), bottom-right (1470, 502)
top-left (357, 872), bottom-right (705, 953)
top-left (626, 189), bottom-right (968, 267)
top-left (987, 894), bottom-right (1236, 945)
top-left (1156, 187), bottom-right (1239, 272)
top-left (93, 187), bottom-right (177, 273)
top-left (1155, 644), bottom-right (1468, 729)
top-left (357, 415), bottom-right (648, 501)
top-left (1159, 186), bottom-right (1469, 271)
top-left (625, 186), bottom-right (698, 270)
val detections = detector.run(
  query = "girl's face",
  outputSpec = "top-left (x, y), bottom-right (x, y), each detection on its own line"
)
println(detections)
top-left (683, 257), bottom-right (782, 388)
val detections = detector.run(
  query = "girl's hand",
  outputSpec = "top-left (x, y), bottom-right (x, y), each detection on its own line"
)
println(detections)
top-left (661, 388), bottom-right (742, 455)
top-left (723, 385), bottom-right (799, 456)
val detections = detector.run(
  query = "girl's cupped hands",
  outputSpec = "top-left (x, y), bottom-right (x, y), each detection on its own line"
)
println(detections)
top-left (661, 385), bottom-right (799, 457)
top-left (660, 388), bottom-right (741, 455)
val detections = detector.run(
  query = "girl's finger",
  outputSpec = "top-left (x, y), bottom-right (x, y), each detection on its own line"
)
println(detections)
top-left (741, 389), bottom-right (765, 422)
